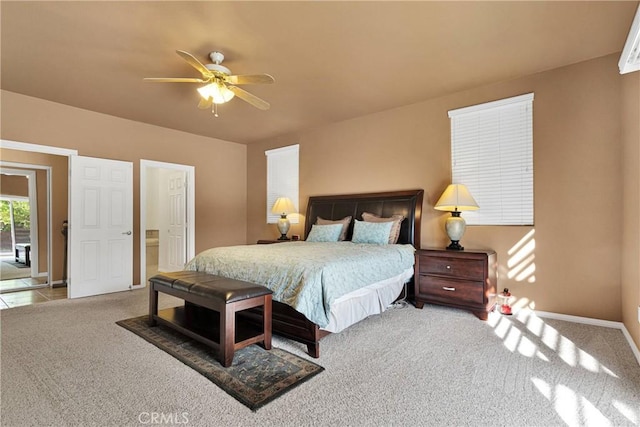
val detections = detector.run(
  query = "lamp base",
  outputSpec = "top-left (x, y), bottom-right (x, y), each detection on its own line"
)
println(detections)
top-left (444, 211), bottom-right (466, 251)
top-left (276, 215), bottom-right (291, 241)
top-left (446, 240), bottom-right (464, 251)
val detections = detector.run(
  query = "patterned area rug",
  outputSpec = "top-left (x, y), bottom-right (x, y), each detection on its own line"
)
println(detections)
top-left (117, 315), bottom-right (324, 411)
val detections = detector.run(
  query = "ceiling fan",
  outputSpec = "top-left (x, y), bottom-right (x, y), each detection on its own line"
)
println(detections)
top-left (144, 50), bottom-right (274, 117)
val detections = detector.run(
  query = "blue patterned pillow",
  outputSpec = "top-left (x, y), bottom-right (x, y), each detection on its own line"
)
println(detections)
top-left (351, 220), bottom-right (393, 244)
top-left (306, 224), bottom-right (344, 242)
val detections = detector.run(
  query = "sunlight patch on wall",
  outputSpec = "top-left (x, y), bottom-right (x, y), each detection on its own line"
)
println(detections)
top-left (507, 229), bottom-right (536, 283)
top-left (513, 296), bottom-right (534, 311)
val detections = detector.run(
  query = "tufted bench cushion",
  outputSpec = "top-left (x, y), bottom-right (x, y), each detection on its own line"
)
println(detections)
top-left (154, 271), bottom-right (271, 302)
top-left (148, 271), bottom-right (272, 367)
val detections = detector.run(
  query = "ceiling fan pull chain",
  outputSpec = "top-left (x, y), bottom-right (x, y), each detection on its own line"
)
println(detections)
top-left (213, 102), bottom-right (219, 118)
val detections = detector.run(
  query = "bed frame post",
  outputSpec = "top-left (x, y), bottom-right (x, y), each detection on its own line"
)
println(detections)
top-left (307, 343), bottom-right (320, 358)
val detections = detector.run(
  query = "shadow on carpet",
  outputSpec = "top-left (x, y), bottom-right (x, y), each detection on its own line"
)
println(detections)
top-left (117, 315), bottom-right (324, 411)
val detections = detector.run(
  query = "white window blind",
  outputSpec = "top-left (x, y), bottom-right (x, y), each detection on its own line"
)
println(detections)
top-left (266, 144), bottom-right (299, 224)
top-left (448, 93), bottom-right (534, 226)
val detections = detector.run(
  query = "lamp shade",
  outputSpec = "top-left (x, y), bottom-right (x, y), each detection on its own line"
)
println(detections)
top-left (271, 197), bottom-right (296, 215)
top-left (434, 184), bottom-right (479, 212)
top-left (197, 82), bottom-right (235, 104)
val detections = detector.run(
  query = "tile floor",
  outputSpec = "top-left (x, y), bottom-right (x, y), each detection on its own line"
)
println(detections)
top-left (0, 276), bottom-right (48, 292)
top-left (0, 245), bottom-right (159, 309)
top-left (0, 283), bottom-right (67, 309)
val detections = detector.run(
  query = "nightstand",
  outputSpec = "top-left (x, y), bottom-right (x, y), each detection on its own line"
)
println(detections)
top-left (414, 248), bottom-right (497, 320)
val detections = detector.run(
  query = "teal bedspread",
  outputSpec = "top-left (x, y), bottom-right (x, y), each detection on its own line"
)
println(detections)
top-left (184, 242), bottom-right (415, 328)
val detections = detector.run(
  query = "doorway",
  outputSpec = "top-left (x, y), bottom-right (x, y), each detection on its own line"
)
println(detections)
top-left (0, 166), bottom-right (46, 293)
top-left (1, 197), bottom-right (33, 283)
top-left (0, 140), bottom-right (77, 304)
top-left (140, 160), bottom-right (195, 285)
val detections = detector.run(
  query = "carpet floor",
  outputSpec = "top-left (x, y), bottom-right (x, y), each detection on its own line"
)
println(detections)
top-left (1, 288), bottom-right (639, 426)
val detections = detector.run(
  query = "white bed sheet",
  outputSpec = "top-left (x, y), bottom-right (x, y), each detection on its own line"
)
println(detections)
top-left (322, 267), bottom-right (414, 333)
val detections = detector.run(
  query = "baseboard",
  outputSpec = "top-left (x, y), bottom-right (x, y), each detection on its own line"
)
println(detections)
top-left (535, 310), bottom-right (640, 366)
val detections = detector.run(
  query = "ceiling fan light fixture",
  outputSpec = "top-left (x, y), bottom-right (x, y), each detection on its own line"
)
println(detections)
top-left (146, 49), bottom-right (271, 111)
top-left (197, 82), bottom-right (235, 104)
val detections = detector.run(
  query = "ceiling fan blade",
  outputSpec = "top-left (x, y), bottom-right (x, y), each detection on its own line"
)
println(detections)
top-left (197, 97), bottom-right (212, 110)
top-left (227, 86), bottom-right (270, 110)
top-left (225, 74), bottom-right (275, 85)
top-left (144, 77), bottom-right (205, 83)
top-left (175, 50), bottom-right (211, 77)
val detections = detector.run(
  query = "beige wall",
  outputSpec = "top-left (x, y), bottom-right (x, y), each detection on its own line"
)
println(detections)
top-left (1, 90), bottom-right (247, 285)
top-left (621, 71), bottom-right (640, 349)
top-left (248, 54), bottom-right (628, 323)
top-left (1, 174), bottom-right (28, 196)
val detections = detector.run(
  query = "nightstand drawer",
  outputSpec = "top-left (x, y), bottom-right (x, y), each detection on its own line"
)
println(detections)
top-left (418, 255), bottom-right (485, 281)
top-left (418, 276), bottom-right (484, 304)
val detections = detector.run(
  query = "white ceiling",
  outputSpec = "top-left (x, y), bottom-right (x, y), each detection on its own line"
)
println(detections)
top-left (1, 1), bottom-right (637, 144)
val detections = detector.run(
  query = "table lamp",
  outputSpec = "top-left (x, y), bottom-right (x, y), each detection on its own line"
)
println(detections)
top-left (434, 184), bottom-right (479, 250)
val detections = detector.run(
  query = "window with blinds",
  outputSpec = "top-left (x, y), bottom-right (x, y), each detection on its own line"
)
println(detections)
top-left (266, 144), bottom-right (299, 224)
top-left (448, 93), bottom-right (534, 226)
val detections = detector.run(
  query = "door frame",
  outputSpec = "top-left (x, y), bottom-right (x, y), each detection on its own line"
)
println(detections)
top-left (139, 160), bottom-right (195, 287)
top-left (1, 139), bottom-right (78, 287)
top-left (0, 167), bottom-right (40, 280)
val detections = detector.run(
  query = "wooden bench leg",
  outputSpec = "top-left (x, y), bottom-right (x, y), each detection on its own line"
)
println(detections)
top-left (220, 304), bottom-right (235, 367)
top-left (263, 295), bottom-right (272, 350)
top-left (149, 284), bottom-right (158, 326)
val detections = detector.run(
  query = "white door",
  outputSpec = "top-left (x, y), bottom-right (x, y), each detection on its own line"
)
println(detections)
top-left (68, 156), bottom-right (133, 298)
top-left (159, 171), bottom-right (186, 272)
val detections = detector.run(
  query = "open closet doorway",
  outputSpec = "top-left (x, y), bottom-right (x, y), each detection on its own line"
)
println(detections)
top-left (140, 160), bottom-right (195, 285)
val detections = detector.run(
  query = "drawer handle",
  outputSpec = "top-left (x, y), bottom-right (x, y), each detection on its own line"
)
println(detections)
top-left (442, 286), bottom-right (456, 291)
top-left (446, 265), bottom-right (451, 269)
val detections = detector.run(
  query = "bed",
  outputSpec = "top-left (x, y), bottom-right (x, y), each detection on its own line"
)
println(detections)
top-left (186, 189), bottom-right (424, 357)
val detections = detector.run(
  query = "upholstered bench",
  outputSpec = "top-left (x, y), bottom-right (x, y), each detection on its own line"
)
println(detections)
top-left (149, 271), bottom-right (272, 367)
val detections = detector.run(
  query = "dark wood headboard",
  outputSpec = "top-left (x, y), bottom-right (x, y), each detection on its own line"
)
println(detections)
top-left (304, 189), bottom-right (424, 248)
